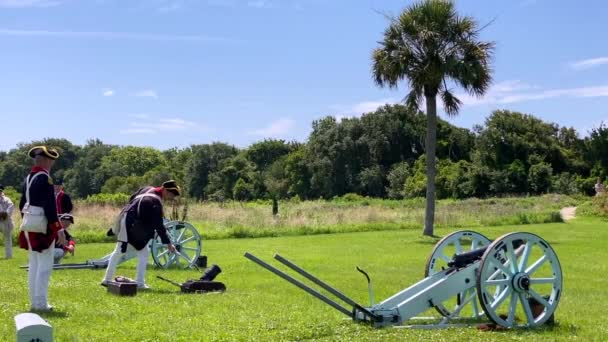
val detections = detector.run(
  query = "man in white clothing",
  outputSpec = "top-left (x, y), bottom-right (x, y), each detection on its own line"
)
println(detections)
top-left (0, 185), bottom-right (15, 259)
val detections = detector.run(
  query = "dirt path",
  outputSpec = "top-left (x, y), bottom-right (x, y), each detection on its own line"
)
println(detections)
top-left (560, 206), bottom-right (577, 221)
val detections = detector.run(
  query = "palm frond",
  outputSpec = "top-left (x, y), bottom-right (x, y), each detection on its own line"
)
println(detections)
top-left (405, 87), bottom-right (424, 111)
top-left (441, 89), bottom-right (461, 116)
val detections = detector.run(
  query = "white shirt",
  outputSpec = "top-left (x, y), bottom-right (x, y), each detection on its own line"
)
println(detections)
top-left (0, 193), bottom-right (14, 221)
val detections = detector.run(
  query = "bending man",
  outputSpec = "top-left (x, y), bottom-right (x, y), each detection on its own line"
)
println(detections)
top-left (102, 180), bottom-right (179, 289)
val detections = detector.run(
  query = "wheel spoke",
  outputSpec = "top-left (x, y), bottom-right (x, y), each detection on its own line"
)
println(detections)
top-left (181, 247), bottom-right (199, 252)
top-left (489, 286), bottom-right (511, 310)
top-left (529, 277), bottom-right (556, 285)
top-left (471, 239), bottom-right (478, 251)
top-left (519, 293), bottom-right (535, 325)
top-left (179, 236), bottom-right (196, 245)
top-left (525, 255), bottom-right (547, 275)
top-left (518, 242), bottom-right (532, 271)
top-left (176, 227), bottom-right (186, 242)
top-left (507, 291), bottom-right (518, 325)
top-left (438, 252), bottom-right (451, 263)
top-left (156, 249), bottom-right (169, 259)
top-left (528, 289), bottom-right (550, 308)
top-left (484, 278), bottom-right (510, 286)
top-left (454, 240), bottom-right (463, 254)
top-left (471, 288), bottom-right (481, 317)
top-left (490, 256), bottom-right (513, 277)
top-left (506, 241), bottom-right (518, 273)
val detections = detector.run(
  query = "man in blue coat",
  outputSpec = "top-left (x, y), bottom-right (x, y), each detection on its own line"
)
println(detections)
top-left (101, 180), bottom-right (179, 289)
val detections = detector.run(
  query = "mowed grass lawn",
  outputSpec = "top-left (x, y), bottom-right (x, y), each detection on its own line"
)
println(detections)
top-left (1, 217), bottom-right (606, 341)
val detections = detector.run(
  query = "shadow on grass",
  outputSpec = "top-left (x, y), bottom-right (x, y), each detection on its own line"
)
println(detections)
top-left (414, 236), bottom-right (441, 245)
top-left (35, 310), bottom-right (70, 318)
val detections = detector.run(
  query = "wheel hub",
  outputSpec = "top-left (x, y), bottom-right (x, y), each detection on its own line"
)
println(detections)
top-left (512, 272), bottom-right (530, 292)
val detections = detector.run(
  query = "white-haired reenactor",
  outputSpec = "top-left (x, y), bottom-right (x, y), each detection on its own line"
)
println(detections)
top-left (102, 180), bottom-right (179, 289)
top-left (18, 146), bottom-right (68, 311)
top-left (0, 185), bottom-right (15, 259)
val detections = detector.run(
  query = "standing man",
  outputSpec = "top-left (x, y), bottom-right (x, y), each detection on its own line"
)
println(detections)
top-left (0, 185), bottom-right (15, 259)
top-left (18, 146), bottom-right (67, 311)
top-left (54, 179), bottom-right (73, 214)
top-left (102, 180), bottom-right (179, 289)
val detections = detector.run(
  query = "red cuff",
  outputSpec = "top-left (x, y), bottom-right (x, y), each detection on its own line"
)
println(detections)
top-left (69, 241), bottom-right (76, 246)
top-left (50, 221), bottom-right (63, 233)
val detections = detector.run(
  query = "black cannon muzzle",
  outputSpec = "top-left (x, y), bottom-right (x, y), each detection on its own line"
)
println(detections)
top-left (200, 264), bottom-right (222, 281)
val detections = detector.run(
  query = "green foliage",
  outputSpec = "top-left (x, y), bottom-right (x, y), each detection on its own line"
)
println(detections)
top-left (233, 178), bottom-right (253, 201)
top-left (82, 192), bottom-right (130, 206)
top-left (358, 165), bottom-right (385, 197)
top-left (528, 162), bottom-right (553, 194)
top-left (1, 186), bottom-right (21, 205)
top-left (246, 139), bottom-right (294, 171)
top-left (0, 108), bottom-right (602, 201)
top-left (100, 146), bottom-right (167, 178)
top-left (185, 143), bottom-right (238, 200)
top-left (585, 122), bottom-right (608, 177)
top-left (386, 161), bottom-right (410, 199)
top-left (264, 157), bottom-right (289, 199)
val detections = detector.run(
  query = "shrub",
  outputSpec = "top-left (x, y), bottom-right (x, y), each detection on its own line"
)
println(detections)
top-left (83, 193), bottom-right (130, 207)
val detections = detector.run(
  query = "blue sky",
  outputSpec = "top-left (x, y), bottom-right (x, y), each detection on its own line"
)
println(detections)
top-left (0, 0), bottom-right (607, 151)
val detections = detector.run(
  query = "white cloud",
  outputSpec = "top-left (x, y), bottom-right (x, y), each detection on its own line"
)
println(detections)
top-left (0, 0), bottom-right (60, 8)
top-left (252, 118), bottom-right (295, 137)
top-left (134, 90), bottom-right (158, 98)
top-left (121, 116), bottom-right (200, 134)
top-left (0, 28), bottom-right (237, 43)
top-left (570, 57), bottom-right (608, 70)
top-left (330, 98), bottom-right (397, 120)
top-left (459, 84), bottom-right (608, 106)
top-left (102, 88), bottom-right (114, 97)
top-left (337, 80), bottom-right (608, 116)
top-left (120, 128), bottom-right (155, 135)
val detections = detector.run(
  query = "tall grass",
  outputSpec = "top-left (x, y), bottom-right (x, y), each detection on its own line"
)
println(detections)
top-left (6, 194), bottom-right (578, 243)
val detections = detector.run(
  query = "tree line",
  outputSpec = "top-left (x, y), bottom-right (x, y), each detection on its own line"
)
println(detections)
top-left (0, 106), bottom-right (606, 202)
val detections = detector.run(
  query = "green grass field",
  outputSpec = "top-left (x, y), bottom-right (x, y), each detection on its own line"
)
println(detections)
top-left (1, 216), bottom-right (606, 341)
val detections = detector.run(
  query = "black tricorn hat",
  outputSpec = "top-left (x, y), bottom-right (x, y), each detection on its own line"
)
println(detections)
top-left (59, 213), bottom-right (74, 224)
top-left (162, 180), bottom-right (181, 196)
top-left (28, 146), bottom-right (60, 160)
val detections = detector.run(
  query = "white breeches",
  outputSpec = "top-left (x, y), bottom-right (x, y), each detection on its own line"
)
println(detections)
top-left (103, 242), bottom-right (149, 286)
top-left (1, 221), bottom-right (12, 258)
top-left (28, 242), bottom-right (55, 309)
top-left (53, 248), bottom-right (65, 264)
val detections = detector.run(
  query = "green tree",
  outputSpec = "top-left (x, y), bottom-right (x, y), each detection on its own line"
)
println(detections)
top-left (246, 139), bottom-right (293, 171)
top-left (386, 162), bottom-right (410, 199)
top-left (284, 147), bottom-right (312, 199)
top-left (233, 178), bottom-right (253, 202)
top-left (185, 143), bottom-right (238, 200)
top-left (63, 139), bottom-right (115, 198)
top-left (359, 165), bottom-right (385, 197)
top-left (372, 0), bottom-right (494, 235)
top-left (264, 158), bottom-right (289, 215)
top-left (528, 162), bottom-right (553, 194)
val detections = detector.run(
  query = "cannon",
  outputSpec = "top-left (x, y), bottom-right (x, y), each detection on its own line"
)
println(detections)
top-left (245, 231), bottom-right (562, 329)
top-left (24, 220), bottom-right (203, 270)
top-left (156, 264), bottom-right (226, 293)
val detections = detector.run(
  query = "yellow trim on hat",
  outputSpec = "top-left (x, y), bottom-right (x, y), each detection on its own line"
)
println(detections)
top-left (28, 146), bottom-right (59, 160)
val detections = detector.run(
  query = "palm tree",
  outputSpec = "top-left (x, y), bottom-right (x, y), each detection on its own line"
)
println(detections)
top-left (372, 0), bottom-right (494, 236)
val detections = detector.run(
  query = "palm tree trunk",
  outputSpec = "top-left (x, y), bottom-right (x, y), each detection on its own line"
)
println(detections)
top-left (423, 95), bottom-right (437, 237)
